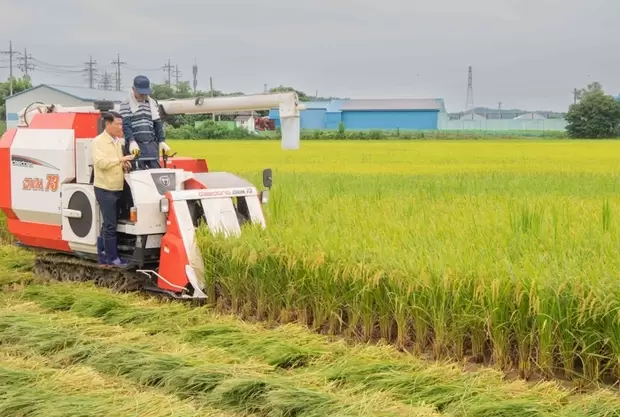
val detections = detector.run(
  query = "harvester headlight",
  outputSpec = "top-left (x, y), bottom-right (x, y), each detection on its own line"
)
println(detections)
top-left (159, 198), bottom-right (169, 213)
top-left (260, 190), bottom-right (269, 205)
top-left (130, 207), bottom-right (137, 223)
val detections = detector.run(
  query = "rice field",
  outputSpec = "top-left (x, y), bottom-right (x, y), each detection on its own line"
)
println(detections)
top-left (176, 139), bottom-right (620, 384)
top-left (3, 138), bottom-right (620, 414)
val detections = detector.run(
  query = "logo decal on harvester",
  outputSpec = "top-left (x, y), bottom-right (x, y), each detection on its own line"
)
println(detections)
top-left (11, 155), bottom-right (59, 170)
top-left (198, 188), bottom-right (254, 197)
top-left (150, 172), bottom-right (176, 196)
top-left (22, 174), bottom-right (60, 191)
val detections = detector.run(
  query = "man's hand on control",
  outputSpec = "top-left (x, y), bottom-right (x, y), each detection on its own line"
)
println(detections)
top-left (129, 141), bottom-right (140, 156)
top-left (159, 141), bottom-right (171, 155)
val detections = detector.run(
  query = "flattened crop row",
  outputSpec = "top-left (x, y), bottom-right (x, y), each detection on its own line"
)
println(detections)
top-left (9, 283), bottom-right (620, 416)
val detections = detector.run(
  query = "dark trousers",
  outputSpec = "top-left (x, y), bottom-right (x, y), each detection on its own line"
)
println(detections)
top-left (94, 187), bottom-right (122, 239)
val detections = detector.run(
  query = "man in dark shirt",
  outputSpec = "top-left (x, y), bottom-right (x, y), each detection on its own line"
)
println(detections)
top-left (119, 75), bottom-right (171, 169)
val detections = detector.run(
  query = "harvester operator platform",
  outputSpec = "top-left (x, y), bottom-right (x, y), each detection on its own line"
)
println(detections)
top-left (119, 75), bottom-right (173, 169)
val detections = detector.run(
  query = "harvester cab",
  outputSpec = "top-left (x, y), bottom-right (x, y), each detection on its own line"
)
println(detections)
top-left (0, 92), bottom-right (301, 301)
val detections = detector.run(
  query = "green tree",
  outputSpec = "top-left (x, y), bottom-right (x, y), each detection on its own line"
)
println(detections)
top-left (0, 76), bottom-right (33, 119)
top-left (269, 85), bottom-right (311, 101)
top-left (565, 82), bottom-right (620, 138)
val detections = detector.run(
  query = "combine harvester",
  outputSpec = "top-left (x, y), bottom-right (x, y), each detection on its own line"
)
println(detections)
top-left (0, 92), bottom-right (303, 301)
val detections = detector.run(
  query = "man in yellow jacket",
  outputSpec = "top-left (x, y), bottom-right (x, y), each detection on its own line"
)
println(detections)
top-left (91, 111), bottom-right (135, 267)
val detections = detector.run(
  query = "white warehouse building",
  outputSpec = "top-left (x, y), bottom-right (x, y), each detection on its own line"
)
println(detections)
top-left (5, 84), bottom-right (128, 129)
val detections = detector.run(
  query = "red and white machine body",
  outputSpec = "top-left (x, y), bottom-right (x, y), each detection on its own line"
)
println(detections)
top-left (0, 92), bottom-right (295, 299)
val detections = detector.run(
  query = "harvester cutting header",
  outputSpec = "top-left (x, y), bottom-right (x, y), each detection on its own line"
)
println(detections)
top-left (0, 89), bottom-right (304, 301)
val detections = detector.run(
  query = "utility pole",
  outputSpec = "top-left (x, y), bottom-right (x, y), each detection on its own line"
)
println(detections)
top-left (173, 64), bottom-right (181, 88)
top-left (572, 88), bottom-right (579, 104)
top-left (497, 101), bottom-right (502, 119)
top-left (84, 56), bottom-right (97, 89)
top-left (1, 41), bottom-right (19, 95)
top-left (209, 76), bottom-right (214, 121)
top-left (192, 60), bottom-right (198, 94)
top-left (17, 48), bottom-right (35, 81)
top-left (163, 59), bottom-right (173, 86)
top-left (111, 53), bottom-right (126, 91)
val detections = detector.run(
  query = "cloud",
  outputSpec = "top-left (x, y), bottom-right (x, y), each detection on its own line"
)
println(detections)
top-left (0, 1), bottom-right (35, 32)
top-left (1, 0), bottom-right (619, 111)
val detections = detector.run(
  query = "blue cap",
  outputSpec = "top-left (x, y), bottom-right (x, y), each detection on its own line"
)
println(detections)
top-left (133, 75), bottom-right (152, 95)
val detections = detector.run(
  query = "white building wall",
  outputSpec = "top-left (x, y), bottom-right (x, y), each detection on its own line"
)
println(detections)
top-left (5, 86), bottom-right (88, 129)
top-left (235, 116), bottom-right (255, 132)
top-left (441, 118), bottom-right (567, 131)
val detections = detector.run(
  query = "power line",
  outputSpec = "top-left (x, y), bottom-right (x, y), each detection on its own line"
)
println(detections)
top-left (30, 59), bottom-right (84, 74)
top-left (122, 63), bottom-right (162, 72)
top-left (84, 56), bottom-right (97, 89)
top-left (111, 53), bottom-right (126, 91)
top-left (163, 59), bottom-right (173, 86)
top-left (31, 58), bottom-right (82, 69)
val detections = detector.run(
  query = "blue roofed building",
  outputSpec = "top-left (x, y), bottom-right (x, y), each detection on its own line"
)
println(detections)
top-left (268, 98), bottom-right (448, 130)
top-left (268, 100), bottom-right (330, 130)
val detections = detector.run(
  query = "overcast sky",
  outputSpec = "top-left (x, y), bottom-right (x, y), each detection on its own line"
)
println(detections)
top-left (1, 0), bottom-right (618, 112)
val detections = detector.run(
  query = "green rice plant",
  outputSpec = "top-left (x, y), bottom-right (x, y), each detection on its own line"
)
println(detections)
top-left (602, 199), bottom-right (612, 232)
top-left (0, 213), bottom-right (11, 245)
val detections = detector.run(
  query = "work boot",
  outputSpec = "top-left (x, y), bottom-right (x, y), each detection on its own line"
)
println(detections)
top-left (103, 237), bottom-right (128, 268)
top-left (97, 237), bottom-right (106, 264)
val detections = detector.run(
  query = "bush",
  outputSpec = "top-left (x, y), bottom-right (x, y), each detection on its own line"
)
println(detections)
top-left (165, 120), bottom-right (254, 139)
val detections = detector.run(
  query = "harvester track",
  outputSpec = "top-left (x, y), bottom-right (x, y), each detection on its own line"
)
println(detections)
top-left (33, 252), bottom-right (151, 294)
top-left (31, 250), bottom-right (209, 305)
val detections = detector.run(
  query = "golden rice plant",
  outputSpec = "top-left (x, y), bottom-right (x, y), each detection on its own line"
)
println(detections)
top-left (191, 139), bottom-right (620, 385)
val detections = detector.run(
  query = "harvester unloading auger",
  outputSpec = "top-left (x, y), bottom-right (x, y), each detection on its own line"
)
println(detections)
top-left (0, 92), bottom-right (303, 301)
